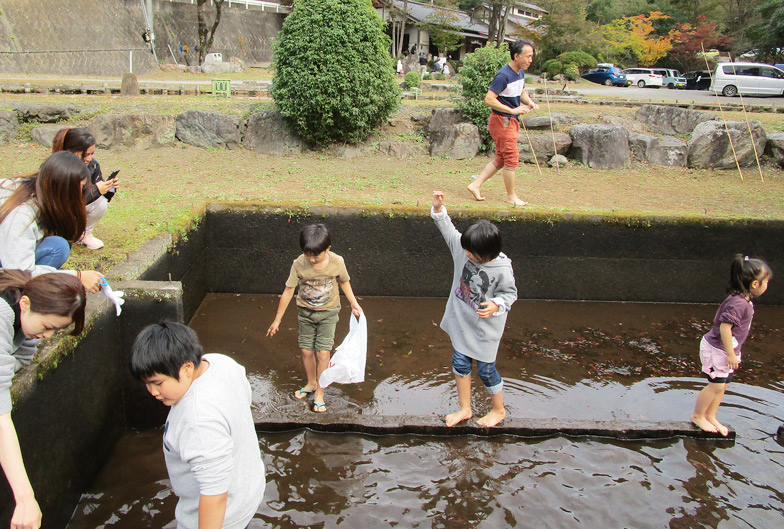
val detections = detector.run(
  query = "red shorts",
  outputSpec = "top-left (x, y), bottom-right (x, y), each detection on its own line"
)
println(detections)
top-left (489, 112), bottom-right (520, 169)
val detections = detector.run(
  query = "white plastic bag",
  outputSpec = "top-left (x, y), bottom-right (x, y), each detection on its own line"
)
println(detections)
top-left (319, 313), bottom-right (367, 388)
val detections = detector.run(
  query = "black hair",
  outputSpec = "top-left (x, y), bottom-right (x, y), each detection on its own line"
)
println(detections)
top-left (510, 39), bottom-right (535, 60)
top-left (129, 322), bottom-right (203, 381)
top-left (728, 254), bottom-right (772, 297)
top-left (461, 220), bottom-right (502, 262)
top-left (299, 223), bottom-right (332, 255)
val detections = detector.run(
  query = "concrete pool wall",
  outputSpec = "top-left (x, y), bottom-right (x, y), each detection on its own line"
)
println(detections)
top-left (1, 204), bottom-right (782, 528)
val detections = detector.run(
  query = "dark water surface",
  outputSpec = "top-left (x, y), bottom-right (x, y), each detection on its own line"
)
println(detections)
top-left (68, 295), bottom-right (784, 528)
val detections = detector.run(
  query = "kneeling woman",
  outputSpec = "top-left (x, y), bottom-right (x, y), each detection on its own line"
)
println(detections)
top-left (0, 270), bottom-right (86, 529)
top-left (0, 151), bottom-right (103, 292)
top-left (52, 128), bottom-right (119, 250)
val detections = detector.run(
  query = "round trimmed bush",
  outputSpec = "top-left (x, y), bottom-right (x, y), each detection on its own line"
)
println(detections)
top-left (544, 60), bottom-right (563, 78)
top-left (271, 0), bottom-right (400, 145)
top-left (405, 71), bottom-right (421, 89)
top-left (563, 64), bottom-right (580, 81)
top-left (456, 43), bottom-right (510, 149)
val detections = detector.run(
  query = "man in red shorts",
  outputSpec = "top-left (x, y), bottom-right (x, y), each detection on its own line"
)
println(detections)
top-left (467, 39), bottom-right (539, 206)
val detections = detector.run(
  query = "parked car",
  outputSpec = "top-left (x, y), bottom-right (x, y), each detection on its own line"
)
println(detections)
top-left (710, 62), bottom-right (784, 96)
top-left (684, 70), bottom-right (711, 90)
top-left (653, 68), bottom-right (686, 89)
top-left (623, 68), bottom-right (664, 88)
top-left (581, 65), bottom-right (629, 86)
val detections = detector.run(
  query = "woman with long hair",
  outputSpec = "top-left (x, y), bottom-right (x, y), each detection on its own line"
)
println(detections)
top-left (0, 151), bottom-right (103, 292)
top-left (0, 269), bottom-right (86, 529)
top-left (51, 128), bottom-right (119, 250)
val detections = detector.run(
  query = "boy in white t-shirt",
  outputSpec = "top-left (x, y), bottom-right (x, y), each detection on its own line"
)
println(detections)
top-left (130, 322), bottom-right (265, 529)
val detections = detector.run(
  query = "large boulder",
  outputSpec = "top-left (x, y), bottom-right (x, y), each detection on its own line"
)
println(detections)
top-left (635, 104), bottom-right (718, 135)
top-left (201, 62), bottom-right (242, 75)
top-left (765, 132), bottom-right (784, 167)
top-left (88, 114), bottom-right (176, 149)
top-left (243, 110), bottom-right (302, 155)
top-left (378, 140), bottom-right (426, 159)
top-left (0, 111), bottom-right (17, 144)
top-left (522, 116), bottom-right (557, 131)
top-left (429, 122), bottom-right (481, 159)
top-left (425, 108), bottom-right (464, 137)
top-left (687, 120), bottom-right (767, 169)
top-left (600, 115), bottom-right (644, 133)
top-left (14, 103), bottom-right (78, 123)
top-left (648, 136), bottom-right (688, 167)
top-left (629, 133), bottom-right (656, 162)
top-left (518, 132), bottom-right (571, 163)
top-left (569, 125), bottom-right (629, 169)
top-left (175, 111), bottom-right (243, 150)
top-left (29, 125), bottom-right (64, 148)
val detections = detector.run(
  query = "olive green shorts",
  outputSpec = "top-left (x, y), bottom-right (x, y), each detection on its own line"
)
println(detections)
top-left (297, 306), bottom-right (341, 352)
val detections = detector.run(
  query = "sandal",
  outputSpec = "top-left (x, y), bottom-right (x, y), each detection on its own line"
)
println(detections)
top-left (294, 388), bottom-right (314, 400)
top-left (312, 401), bottom-right (327, 413)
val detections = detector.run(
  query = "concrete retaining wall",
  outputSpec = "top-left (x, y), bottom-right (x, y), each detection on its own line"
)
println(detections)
top-left (0, 0), bottom-right (283, 75)
top-left (198, 204), bottom-right (784, 305)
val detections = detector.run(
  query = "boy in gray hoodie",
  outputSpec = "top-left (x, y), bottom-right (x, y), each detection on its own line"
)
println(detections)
top-left (431, 191), bottom-right (518, 427)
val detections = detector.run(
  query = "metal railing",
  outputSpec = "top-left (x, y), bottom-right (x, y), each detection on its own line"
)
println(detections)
top-left (166, 0), bottom-right (290, 12)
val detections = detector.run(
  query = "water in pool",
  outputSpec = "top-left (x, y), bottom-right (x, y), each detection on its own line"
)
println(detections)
top-left (67, 295), bottom-right (784, 528)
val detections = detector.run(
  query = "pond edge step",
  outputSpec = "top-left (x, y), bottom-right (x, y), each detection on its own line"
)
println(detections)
top-left (254, 415), bottom-right (735, 442)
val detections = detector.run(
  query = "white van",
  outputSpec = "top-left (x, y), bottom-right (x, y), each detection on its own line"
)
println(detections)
top-left (623, 68), bottom-right (664, 88)
top-left (711, 62), bottom-right (784, 96)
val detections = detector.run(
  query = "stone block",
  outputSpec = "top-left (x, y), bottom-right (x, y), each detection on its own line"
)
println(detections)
top-left (569, 125), bottom-right (630, 169)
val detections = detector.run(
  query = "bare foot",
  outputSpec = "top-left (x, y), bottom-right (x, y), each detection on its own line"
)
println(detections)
top-left (476, 408), bottom-right (506, 427)
top-left (708, 418), bottom-right (729, 437)
top-left (690, 414), bottom-right (718, 433)
top-left (467, 184), bottom-right (485, 201)
top-left (506, 196), bottom-right (529, 207)
top-left (445, 408), bottom-right (473, 427)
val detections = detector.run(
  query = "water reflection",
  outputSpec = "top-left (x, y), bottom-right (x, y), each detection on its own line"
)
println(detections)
top-left (66, 296), bottom-right (784, 528)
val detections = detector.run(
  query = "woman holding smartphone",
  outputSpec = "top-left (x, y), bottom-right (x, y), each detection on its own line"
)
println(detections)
top-left (51, 128), bottom-right (119, 250)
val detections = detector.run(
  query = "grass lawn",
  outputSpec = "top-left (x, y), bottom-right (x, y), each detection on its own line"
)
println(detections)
top-left (0, 94), bottom-right (781, 276)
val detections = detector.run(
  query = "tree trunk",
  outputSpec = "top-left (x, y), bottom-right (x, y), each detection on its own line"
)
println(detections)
top-left (197, 0), bottom-right (225, 65)
top-left (497, 1), bottom-right (511, 44)
top-left (395, 0), bottom-right (408, 58)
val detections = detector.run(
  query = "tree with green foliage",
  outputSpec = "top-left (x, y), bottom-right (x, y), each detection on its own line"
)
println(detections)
top-left (745, 0), bottom-right (784, 62)
top-left (419, 2), bottom-right (462, 56)
top-left (531, 1), bottom-right (602, 64)
top-left (557, 51), bottom-right (598, 70)
top-left (455, 43), bottom-right (510, 149)
top-left (271, 0), bottom-right (400, 145)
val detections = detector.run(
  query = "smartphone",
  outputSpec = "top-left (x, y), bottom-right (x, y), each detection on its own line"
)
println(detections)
top-left (107, 169), bottom-right (119, 194)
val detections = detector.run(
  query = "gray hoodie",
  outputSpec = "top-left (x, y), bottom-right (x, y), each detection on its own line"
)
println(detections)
top-left (432, 207), bottom-right (518, 362)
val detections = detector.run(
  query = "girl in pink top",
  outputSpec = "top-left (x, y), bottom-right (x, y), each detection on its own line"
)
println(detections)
top-left (691, 254), bottom-right (772, 436)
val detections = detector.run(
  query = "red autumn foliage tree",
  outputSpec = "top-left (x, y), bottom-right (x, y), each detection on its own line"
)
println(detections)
top-left (667, 17), bottom-right (733, 72)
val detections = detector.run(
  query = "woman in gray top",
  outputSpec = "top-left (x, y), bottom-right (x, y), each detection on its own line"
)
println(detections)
top-left (0, 269), bottom-right (86, 529)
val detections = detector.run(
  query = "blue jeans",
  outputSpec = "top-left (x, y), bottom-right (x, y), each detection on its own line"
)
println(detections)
top-left (452, 349), bottom-right (503, 395)
top-left (34, 236), bottom-right (70, 269)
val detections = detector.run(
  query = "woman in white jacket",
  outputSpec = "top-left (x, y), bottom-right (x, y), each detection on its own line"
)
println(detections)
top-left (0, 269), bottom-right (86, 529)
top-left (0, 151), bottom-right (103, 293)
